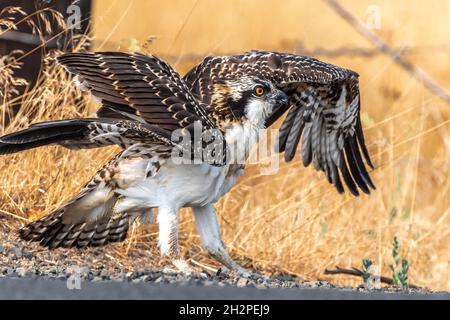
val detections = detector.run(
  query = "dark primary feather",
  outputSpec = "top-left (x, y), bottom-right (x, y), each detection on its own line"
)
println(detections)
top-left (183, 50), bottom-right (375, 196)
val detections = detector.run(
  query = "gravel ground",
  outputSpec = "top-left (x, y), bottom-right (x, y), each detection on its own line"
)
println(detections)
top-left (0, 227), bottom-right (449, 299)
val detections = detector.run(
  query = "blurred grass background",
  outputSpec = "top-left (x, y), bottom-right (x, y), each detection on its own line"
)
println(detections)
top-left (1, 0), bottom-right (449, 291)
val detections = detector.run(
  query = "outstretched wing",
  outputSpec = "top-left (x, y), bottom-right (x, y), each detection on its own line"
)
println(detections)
top-left (57, 52), bottom-right (218, 132)
top-left (56, 52), bottom-right (226, 165)
top-left (184, 50), bottom-right (375, 196)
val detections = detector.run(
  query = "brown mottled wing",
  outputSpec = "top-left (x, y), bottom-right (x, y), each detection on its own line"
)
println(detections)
top-left (57, 52), bottom-right (217, 132)
top-left (184, 50), bottom-right (375, 196)
top-left (56, 52), bottom-right (226, 165)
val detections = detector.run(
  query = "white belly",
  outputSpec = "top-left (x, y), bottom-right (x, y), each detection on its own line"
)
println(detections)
top-left (113, 158), bottom-right (244, 212)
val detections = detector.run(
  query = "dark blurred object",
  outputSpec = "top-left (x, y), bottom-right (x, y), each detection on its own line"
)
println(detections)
top-left (0, 0), bottom-right (91, 117)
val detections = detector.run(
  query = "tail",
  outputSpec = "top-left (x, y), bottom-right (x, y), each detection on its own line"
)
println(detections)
top-left (19, 155), bottom-right (131, 249)
top-left (19, 209), bottom-right (130, 248)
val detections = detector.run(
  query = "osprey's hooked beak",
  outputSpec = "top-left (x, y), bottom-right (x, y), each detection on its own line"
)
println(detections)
top-left (269, 90), bottom-right (289, 107)
top-left (264, 90), bottom-right (290, 126)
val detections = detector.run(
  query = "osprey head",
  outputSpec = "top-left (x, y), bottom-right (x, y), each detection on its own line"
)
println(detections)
top-left (211, 77), bottom-right (289, 127)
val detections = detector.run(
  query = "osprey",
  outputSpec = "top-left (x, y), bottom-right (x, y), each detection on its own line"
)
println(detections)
top-left (0, 51), bottom-right (375, 278)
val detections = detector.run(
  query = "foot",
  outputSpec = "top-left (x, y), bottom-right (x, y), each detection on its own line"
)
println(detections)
top-left (172, 259), bottom-right (195, 275)
top-left (218, 266), bottom-right (268, 280)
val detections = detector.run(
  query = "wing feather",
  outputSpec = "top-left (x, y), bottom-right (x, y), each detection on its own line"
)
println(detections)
top-left (57, 52), bottom-right (226, 165)
top-left (58, 52), bottom-right (217, 132)
top-left (184, 50), bottom-right (375, 195)
top-left (283, 107), bottom-right (305, 161)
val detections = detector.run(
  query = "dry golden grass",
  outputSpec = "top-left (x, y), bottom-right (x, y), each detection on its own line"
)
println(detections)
top-left (1, 1), bottom-right (449, 291)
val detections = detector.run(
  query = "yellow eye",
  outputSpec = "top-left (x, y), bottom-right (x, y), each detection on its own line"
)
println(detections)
top-left (255, 87), bottom-right (265, 96)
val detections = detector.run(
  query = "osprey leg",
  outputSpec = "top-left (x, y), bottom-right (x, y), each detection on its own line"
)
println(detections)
top-left (192, 204), bottom-right (260, 278)
top-left (157, 206), bottom-right (194, 274)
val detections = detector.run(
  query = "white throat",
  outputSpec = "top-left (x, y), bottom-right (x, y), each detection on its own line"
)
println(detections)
top-left (224, 100), bottom-right (270, 164)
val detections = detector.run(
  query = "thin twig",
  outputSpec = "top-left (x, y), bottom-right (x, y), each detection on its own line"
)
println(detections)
top-left (295, 43), bottom-right (450, 58)
top-left (323, 0), bottom-right (450, 105)
top-left (324, 266), bottom-right (422, 289)
top-left (189, 258), bottom-right (219, 273)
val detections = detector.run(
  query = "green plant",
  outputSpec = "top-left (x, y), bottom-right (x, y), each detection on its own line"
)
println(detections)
top-left (389, 237), bottom-right (409, 289)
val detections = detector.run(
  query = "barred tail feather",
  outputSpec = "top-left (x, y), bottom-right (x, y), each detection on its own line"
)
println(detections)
top-left (19, 157), bottom-right (131, 249)
top-left (19, 209), bottom-right (130, 249)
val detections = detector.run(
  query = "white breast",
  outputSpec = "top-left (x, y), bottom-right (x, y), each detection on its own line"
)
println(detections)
top-left (114, 158), bottom-right (244, 212)
top-left (225, 121), bottom-right (262, 164)
top-left (113, 114), bottom-right (264, 213)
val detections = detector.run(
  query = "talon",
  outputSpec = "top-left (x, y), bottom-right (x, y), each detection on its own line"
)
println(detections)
top-left (252, 273), bottom-right (269, 281)
top-left (236, 269), bottom-right (252, 278)
top-left (234, 268), bottom-right (267, 280)
top-left (217, 267), bottom-right (230, 276)
top-left (172, 259), bottom-right (195, 275)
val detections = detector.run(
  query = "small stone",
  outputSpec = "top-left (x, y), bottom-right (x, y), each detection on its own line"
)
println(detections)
top-left (16, 267), bottom-right (27, 277)
top-left (154, 276), bottom-right (163, 284)
top-left (22, 251), bottom-right (35, 259)
top-left (280, 274), bottom-right (294, 281)
top-left (220, 267), bottom-right (231, 276)
top-left (139, 275), bottom-right (150, 282)
top-left (236, 277), bottom-right (248, 288)
top-left (318, 281), bottom-right (330, 287)
top-left (100, 270), bottom-right (109, 278)
top-left (92, 276), bottom-right (103, 282)
top-left (6, 267), bottom-right (14, 276)
top-left (8, 247), bottom-right (22, 259)
top-left (115, 272), bottom-right (125, 279)
top-left (304, 281), bottom-right (318, 288)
